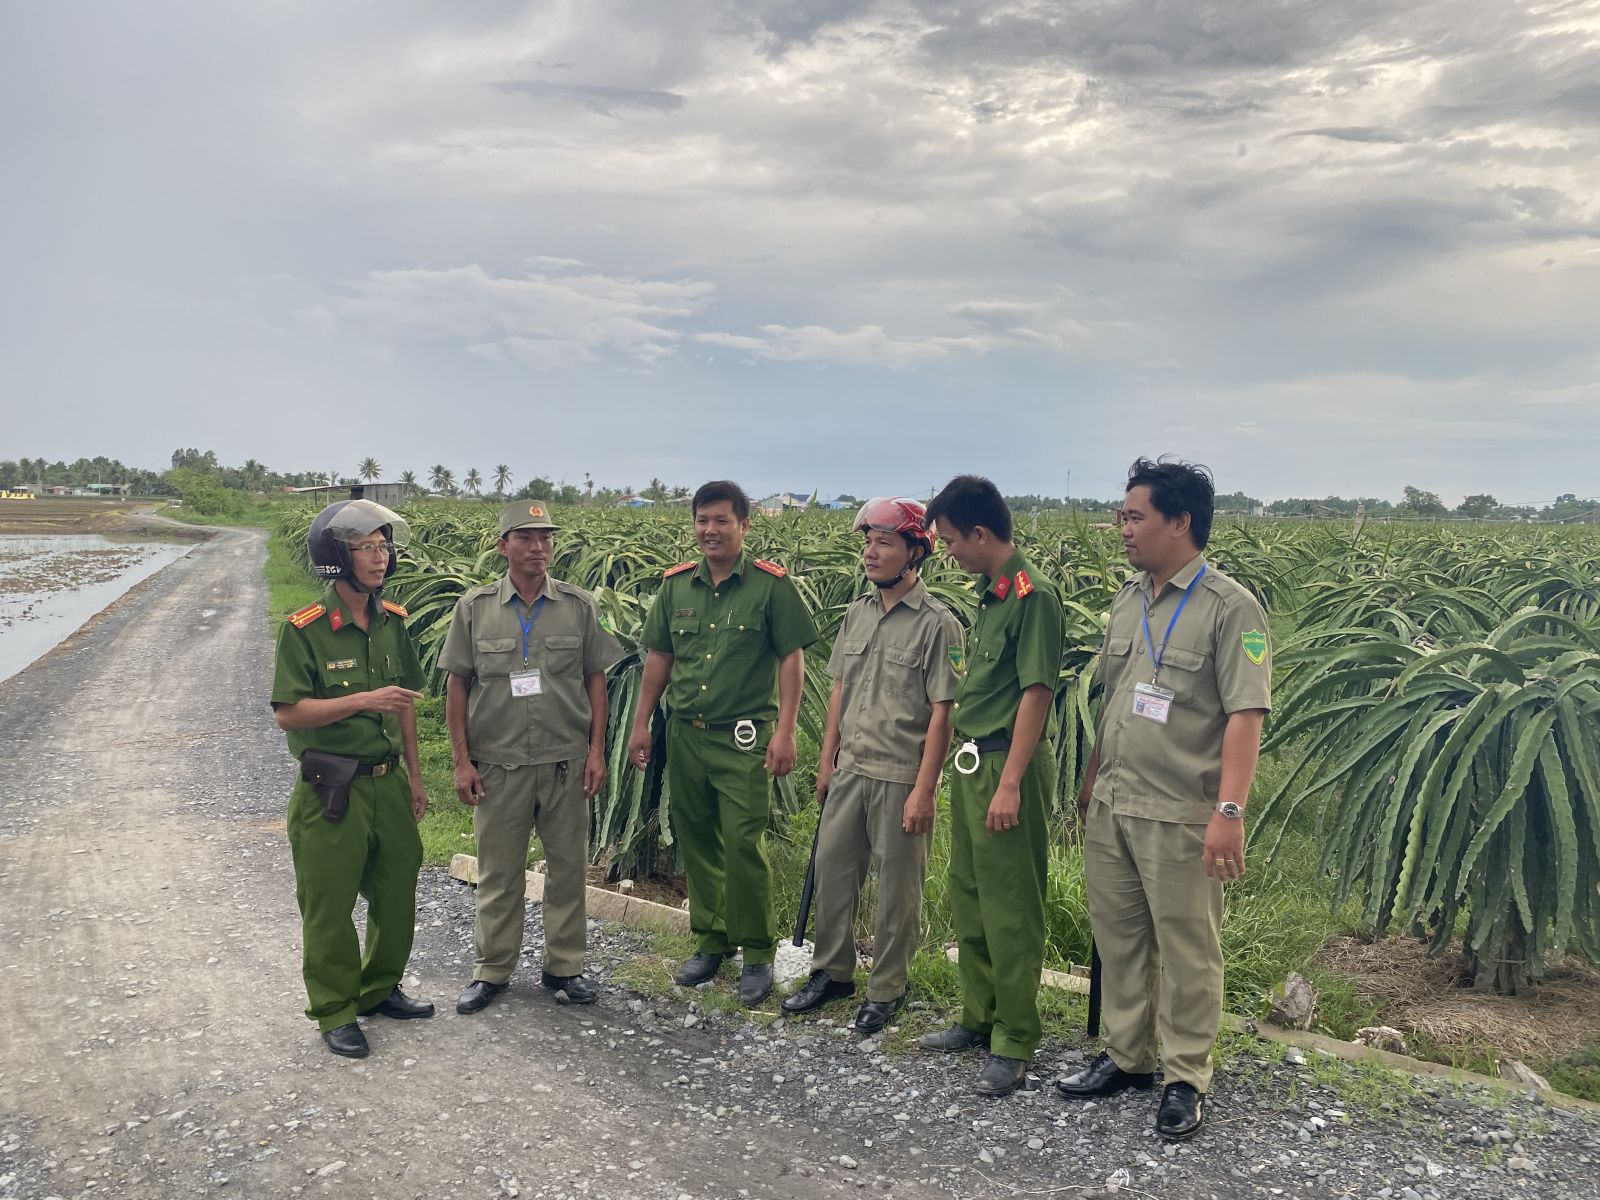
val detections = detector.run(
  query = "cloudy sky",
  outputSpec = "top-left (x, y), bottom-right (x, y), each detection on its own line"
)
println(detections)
top-left (4, 1), bottom-right (1597, 504)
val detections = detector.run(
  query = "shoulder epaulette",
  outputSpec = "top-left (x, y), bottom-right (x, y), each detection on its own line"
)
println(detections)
top-left (287, 603), bottom-right (325, 629)
top-left (663, 561), bottom-right (696, 578)
top-left (1014, 569), bottom-right (1035, 599)
top-left (381, 598), bottom-right (409, 618)
top-left (754, 559), bottom-right (788, 578)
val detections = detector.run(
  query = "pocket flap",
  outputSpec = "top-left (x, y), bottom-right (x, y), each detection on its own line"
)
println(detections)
top-left (1162, 645), bottom-right (1206, 673)
top-left (671, 617), bottom-right (701, 635)
top-left (840, 638), bottom-right (869, 656)
top-left (544, 634), bottom-right (583, 650)
top-left (476, 636), bottom-right (518, 654)
top-left (883, 646), bottom-right (923, 668)
top-left (1106, 635), bottom-right (1134, 656)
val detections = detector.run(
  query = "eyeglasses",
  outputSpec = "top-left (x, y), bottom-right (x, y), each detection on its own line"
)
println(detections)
top-left (349, 541), bottom-right (395, 557)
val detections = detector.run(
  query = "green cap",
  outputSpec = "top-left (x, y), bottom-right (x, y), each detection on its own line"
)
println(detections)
top-left (498, 501), bottom-right (559, 535)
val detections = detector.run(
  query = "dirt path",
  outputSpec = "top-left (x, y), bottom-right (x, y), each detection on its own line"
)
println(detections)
top-left (3, 530), bottom-right (1597, 1200)
top-left (0, 529), bottom-right (940, 1200)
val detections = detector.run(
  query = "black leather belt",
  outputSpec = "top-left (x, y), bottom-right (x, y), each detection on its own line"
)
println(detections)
top-left (953, 732), bottom-right (1011, 775)
top-left (354, 757), bottom-right (399, 777)
top-left (970, 734), bottom-right (1012, 755)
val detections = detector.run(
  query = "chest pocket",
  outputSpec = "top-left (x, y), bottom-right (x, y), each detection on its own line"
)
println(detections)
top-left (881, 644), bottom-right (924, 696)
top-left (1158, 643), bottom-right (1208, 701)
top-left (836, 637), bottom-right (869, 680)
top-left (669, 616), bottom-right (701, 652)
top-left (322, 661), bottom-right (368, 695)
top-left (723, 611), bottom-right (766, 658)
top-left (475, 636), bottom-right (520, 676)
top-left (543, 633), bottom-right (583, 673)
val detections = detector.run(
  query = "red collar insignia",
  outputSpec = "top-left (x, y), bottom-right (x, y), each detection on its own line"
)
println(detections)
top-left (993, 575), bottom-right (1011, 600)
top-left (328, 607), bottom-right (344, 632)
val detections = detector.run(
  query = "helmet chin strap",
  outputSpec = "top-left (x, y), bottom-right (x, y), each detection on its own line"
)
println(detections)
top-left (870, 547), bottom-right (925, 589)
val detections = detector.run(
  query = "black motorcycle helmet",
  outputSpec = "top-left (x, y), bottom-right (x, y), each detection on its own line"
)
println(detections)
top-left (306, 500), bottom-right (411, 592)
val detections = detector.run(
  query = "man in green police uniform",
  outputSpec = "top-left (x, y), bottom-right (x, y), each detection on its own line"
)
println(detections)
top-left (627, 480), bottom-right (819, 1006)
top-left (442, 501), bottom-right (623, 1014)
top-left (919, 476), bottom-right (1065, 1097)
top-left (271, 500), bottom-right (433, 1059)
top-left (1057, 458), bottom-right (1271, 1140)
top-left (783, 498), bottom-right (962, 1034)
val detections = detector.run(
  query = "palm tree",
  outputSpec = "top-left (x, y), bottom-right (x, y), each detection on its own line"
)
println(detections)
top-left (358, 457), bottom-right (381, 483)
top-left (583, 472), bottom-right (594, 505)
top-left (464, 468), bottom-right (483, 496)
top-left (428, 464), bottom-right (448, 493)
top-left (493, 464), bottom-right (512, 497)
top-left (399, 469), bottom-right (417, 500)
top-left (241, 458), bottom-right (266, 493)
top-left (438, 468), bottom-right (456, 495)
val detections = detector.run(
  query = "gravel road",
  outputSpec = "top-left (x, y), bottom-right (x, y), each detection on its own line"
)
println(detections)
top-left (1, 530), bottom-right (1596, 1200)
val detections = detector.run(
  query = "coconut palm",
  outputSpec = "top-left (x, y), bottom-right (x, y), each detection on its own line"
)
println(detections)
top-left (464, 468), bottom-right (483, 496)
top-left (358, 457), bottom-right (381, 483)
top-left (438, 468), bottom-right (456, 495)
top-left (399, 469), bottom-right (418, 499)
top-left (428, 464), bottom-right (448, 493)
top-left (493, 464), bottom-right (512, 497)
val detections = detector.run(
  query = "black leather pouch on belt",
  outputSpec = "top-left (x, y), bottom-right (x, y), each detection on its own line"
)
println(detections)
top-left (300, 749), bottom-right (361, 823)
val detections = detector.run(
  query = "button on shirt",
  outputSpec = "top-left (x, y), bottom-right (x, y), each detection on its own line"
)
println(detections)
top-left (641, 553), bottom-right (818, 724)
top-left (826, 578), bottom-right (964, 786)
top-left (270, 587), bottom-right (425, 762)
top-left (1091, 554), bottom-right (1273, 824)
top-left (439, 573), bottom-right (623, 768)
top-left (952, 549), bottom-right (1066, 741)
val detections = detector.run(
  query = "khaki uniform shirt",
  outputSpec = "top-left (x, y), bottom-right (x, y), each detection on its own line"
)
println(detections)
top-left (952, 548), bottom-right (1066, 741)
top-left (1091, 554), bottom-right (1273, 824)
top-left (439, 574), bottom-right (623, 767)
top-left (641, 552), bottom-right (818, 724)
top-left (826, 578), bottom-right (964, 786)
top-left (270, 586), bottom-right (425, 762)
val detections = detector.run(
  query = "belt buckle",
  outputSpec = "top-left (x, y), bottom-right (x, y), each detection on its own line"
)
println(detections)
top-left (733, 719), bottom-right (758, 751)
top-left (372, 761), bottom-right (390, 778)
top-left (953, 739), bottom-right (981, 776)
top-left (690, 719), bottom-right (709, 730)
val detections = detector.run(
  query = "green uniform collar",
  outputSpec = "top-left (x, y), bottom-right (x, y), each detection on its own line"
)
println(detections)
top-left (1138, 552), bottom-right (1208, 601)
top-left (326, 584), bottom-right (387, 630)
top-left (693, 551), bottom-right (748, 588)
top-left (977, 547), bottom-right (1029, 599)
top-left (495, 572), bottom-right (560, 607)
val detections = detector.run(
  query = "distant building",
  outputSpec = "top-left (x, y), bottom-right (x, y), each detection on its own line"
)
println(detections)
top-left (757, 492), bottom-right (814, 515)
top-left (616, 494), bottom-right (655, 507)
top-left (290, 482), bottom-right (408, 507)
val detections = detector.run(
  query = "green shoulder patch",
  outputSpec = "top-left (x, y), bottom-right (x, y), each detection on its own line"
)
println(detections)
top-left (948, 645), bottom-right (966, 674)
top-left (1241, 629), bottom-right (1268, 665)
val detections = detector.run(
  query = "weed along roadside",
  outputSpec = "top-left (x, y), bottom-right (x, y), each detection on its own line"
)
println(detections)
top-left (263, 505), bottom-right (1600, 1106)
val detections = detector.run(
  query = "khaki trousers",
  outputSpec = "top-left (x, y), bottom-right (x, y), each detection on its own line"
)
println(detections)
top-left (1084, 798), bottom-right (1224, 1091)
top-left (473, 761), bottom-right (588, 981)
top-left (810, 771), bottom-right (931, 1003)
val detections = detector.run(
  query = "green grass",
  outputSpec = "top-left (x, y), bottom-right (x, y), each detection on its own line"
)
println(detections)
top-left (264, 527), bottom-right (323, 619)
top-left (160, 499), bottom-right (284, 528)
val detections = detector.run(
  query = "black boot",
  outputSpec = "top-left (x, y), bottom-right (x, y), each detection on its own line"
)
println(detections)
top-left (1156, 1082), bottom-right (1206, 1140)
top-left (321, 1022), bottom-right (369, 1058)
top-left (541, 972), bottom-right (597, 1005)
top-left (781, 969), bottom-right (855, 1014)
top-left (917, 1024), bottom-right (989, 1053)
top-left (738, 962), bottom-right (774, 1007)
top-left (851, 995), bottom-right (904, 1035)
top-left (359, 988), bottom-right (435, 1020)
top-left (1054, 1051), bottom-right (1156, 1098)
top-left (455, 979), bottom-right (508, 1014)
top-left (674, 952), bottom-right (726, 987)
top-left (975, 1054), bottom-right (1029, 1097)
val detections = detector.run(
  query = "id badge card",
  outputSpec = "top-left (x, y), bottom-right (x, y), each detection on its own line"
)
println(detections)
top-left (1132, 681), bottom-right (1174, 724)
top-left (510, 669), bottom-right (543, 698)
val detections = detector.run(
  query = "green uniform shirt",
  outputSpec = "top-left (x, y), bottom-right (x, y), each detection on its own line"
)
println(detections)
top-left (642, 551), bottom-right (818, 724)
top-left (826, 578), bottom-right (965, 786)
top-left (1091, 554), bottom-right (1273, 824)
top-left (270, 586), bottom-right (425, 762)
top-left (952, 548), bottom-right (1065, 740)
top-left (438, 573), bottom-right (623, 768)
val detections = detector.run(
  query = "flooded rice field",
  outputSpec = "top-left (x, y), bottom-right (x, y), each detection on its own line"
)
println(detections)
top-left (0, 534), bottom-right (192, 681)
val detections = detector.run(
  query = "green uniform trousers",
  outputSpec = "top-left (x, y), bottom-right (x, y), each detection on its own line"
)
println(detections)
top-left (286, 771), bottom-right (422, 1032)
top-left (473, 761), bottom-right (589, 982)
top-left (667, 720), bottom-right (777, 965)
top-left (948, 743), bottom-right (1051, 1060)
top-left (1084, 798), bottom-right (1224, 1092)
top-left (811, 771), bottom-right (931, 1002)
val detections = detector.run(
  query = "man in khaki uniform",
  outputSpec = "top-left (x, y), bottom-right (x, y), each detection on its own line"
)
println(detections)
top-left (442, 501), bottom-right (623, 1013)
top-left (1057, 459), bottom-right (1271, 1141)
top-left (782, 498), bottom-right (962, 1034)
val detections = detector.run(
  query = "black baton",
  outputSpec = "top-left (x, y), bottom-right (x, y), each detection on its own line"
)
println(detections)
top-left (1086, 939), bottom-right (1103, 1038)
top-left (792, 815), bottom-right (823, 947)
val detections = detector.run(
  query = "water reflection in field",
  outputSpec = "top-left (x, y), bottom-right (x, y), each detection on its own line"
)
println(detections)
top-left (0, 535), bottom-right (192, 681)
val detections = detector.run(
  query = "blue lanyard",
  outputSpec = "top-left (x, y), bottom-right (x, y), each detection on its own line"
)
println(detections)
top-left (511, 595), bottom-right (546, 663)
top-left (1141, 564), bottom-right (1207, 681)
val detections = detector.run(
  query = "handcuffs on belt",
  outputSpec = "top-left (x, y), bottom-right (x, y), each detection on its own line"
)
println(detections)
top-left (953, 739), bottom-right (981, 776)
top-left (733, 719), bottom-right (758, 751)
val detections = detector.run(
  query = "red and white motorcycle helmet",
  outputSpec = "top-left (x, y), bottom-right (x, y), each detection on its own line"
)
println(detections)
top-left (853, 497), bottom-right (934, 557)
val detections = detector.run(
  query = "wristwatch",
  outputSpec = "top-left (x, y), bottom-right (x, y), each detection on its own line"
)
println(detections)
top-left (1215, 801), bottom-right (1244, 820)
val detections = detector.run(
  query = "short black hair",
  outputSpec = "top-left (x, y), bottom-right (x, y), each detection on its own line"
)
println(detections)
top-left (1126, 457), bottom-right (1215, 549)
top-left (692, 480), bottom-right (750, 521)
top-left (925, 475), bottom-right (1012, 542)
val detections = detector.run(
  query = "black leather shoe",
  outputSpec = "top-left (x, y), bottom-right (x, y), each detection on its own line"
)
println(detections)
top-left (918, 1024), bottom-right (989, 1053)
top-left (1156, 1081), bottom-right (1205, 1140)
top-left (738, 962), bottom-right (774, 1007)
top-left (455, 979), bottom-right (508, 1014)
top-left (541, 972), bottom-right (597, 1005)
top-left (975, 1054), bottom-right (1029, 1097)
top-left (851, 995), bottom-right (904, 1035)
top-left (322, 1022), bottom-right (369, 1058)
top-left (674, 952), bottom-right (726, 987)
top-left (359, 987), bottom-right (435, 1020)
top-left (1054, 1050), bottom-right (1156, 1098)
top-left (781, 970), bottom-right (856, 1015)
